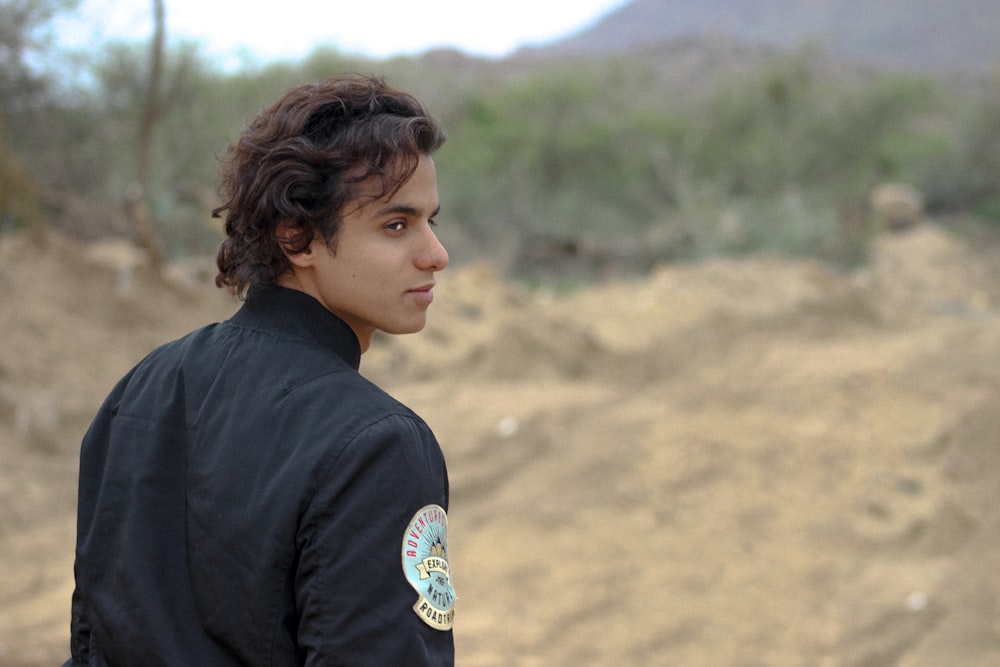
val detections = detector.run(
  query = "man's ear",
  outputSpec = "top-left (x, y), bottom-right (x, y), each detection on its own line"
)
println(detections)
top-left (277, 220), bottom-right (315, 268)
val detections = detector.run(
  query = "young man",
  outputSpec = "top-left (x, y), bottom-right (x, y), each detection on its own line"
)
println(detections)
top-left (65, 74), bottom-right (455, 665)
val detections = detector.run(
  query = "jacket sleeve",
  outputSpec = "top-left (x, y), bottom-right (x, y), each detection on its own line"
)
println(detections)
top-left (295, 413), bottom-right (454, 666)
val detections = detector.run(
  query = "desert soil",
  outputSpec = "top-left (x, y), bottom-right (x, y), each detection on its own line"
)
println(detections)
top-left (2, 221), bottom-right (1000, 666)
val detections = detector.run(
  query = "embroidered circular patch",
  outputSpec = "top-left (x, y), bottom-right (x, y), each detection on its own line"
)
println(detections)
top-left (401, 504), bottom-right (455, 630)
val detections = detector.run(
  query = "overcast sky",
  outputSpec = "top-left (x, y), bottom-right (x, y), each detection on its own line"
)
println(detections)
top-left (51, 0), bottom-right (630, 67)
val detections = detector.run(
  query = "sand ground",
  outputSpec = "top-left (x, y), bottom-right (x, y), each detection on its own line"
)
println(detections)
top-left (2, 222), bottom-right (999, 666)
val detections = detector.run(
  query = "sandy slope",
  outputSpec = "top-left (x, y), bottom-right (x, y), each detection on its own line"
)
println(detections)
top-left (2, 223), bottom-right (999, 666)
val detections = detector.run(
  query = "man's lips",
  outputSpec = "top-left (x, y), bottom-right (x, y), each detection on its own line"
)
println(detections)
top-left (407, 284), bottom-right (435, 305)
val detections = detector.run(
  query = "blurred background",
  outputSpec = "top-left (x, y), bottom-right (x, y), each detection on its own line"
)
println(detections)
top-left (4, 0), bottom-right (1000, 276)
top-left (2, 1), bottom-right (1000, 665)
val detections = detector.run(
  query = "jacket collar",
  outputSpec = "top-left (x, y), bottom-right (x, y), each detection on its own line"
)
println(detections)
top-left (230, 286), bottom-right (362, 370)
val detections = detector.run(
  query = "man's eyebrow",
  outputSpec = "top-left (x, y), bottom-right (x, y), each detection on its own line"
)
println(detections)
top-left (375, 203), bottom-right (441, 218)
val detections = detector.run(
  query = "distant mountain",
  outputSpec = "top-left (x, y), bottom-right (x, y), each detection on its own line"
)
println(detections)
top-left (539, 0), bottom-right (1000, 72)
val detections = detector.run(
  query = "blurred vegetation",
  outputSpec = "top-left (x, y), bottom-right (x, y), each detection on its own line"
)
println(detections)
top-left (2, 1), bottom-right (1000, 282)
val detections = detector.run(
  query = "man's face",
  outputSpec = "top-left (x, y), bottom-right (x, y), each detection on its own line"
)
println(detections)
top-left (284, 154), bottom-right (448, 351)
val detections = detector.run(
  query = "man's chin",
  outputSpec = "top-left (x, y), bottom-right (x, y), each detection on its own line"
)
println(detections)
top-left (382, 320), bottom-right (427, 336)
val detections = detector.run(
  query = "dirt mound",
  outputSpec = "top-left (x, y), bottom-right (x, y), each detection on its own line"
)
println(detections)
top-left (2, 222), bottom-right (1000, 665)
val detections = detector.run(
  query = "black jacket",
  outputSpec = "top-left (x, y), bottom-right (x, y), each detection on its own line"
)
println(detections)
top-left (66, 286), bottom-right (454, 666)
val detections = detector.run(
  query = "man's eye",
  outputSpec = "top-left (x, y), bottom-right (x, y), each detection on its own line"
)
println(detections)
top-left (386, 221), bottom-right (405, 231)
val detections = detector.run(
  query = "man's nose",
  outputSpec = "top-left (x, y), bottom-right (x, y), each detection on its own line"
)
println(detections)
top-left (417, 227), bottom-right (449, 271)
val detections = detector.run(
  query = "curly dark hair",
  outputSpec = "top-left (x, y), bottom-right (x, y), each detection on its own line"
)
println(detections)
top-left (213, 73), bottom-right (446, 297)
